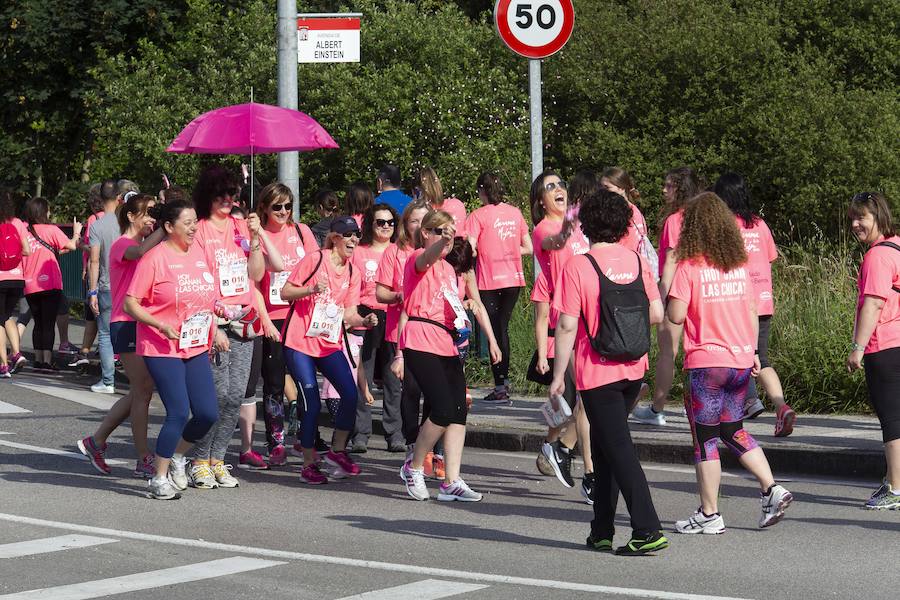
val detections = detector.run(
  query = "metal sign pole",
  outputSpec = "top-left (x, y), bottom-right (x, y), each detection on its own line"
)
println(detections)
top-left (529, 58), bottom-right (543, 179)
top-left (277, 0), bottom-right (300, 221)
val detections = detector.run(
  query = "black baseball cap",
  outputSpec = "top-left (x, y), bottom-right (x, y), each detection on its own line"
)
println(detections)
top-left (330, 216), bottom-right (360, 235)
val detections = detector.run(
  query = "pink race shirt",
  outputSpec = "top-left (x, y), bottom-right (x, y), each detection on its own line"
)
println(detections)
top-left (657, 210), bottom-right (684, 277)
top-left (375, 244), bottom-right (411, 344)
top-left (548, 223), bottom-right (590, 297)
top-left (282, 249), bottom-right (361, 358)
top-left (435, 197), bottom-right (468, 237)
top-left (737, 216), bottom-right (778, 316)
top-left (466, 203), bottom-right (528, 290)
top-left (23, 224), bottom-right (69, 294)
top-left (668, 258), bottom-right (756, 369)
top-left (0, 218), bottom-right (28, 283)
top-left (127, 241), bottom-right (216, 358)
top-left (620, 202), bottom-right (649, 253)
top-left (261, 223), bottom-right (318, 321)
top-left (109, 236), bottom-right (140, 323)
top-left (399, 248), bottom-right (461, 357)
top-left (554, 245), bottom-right (659, 390)
top-left (857, 235), bottom-right (900, 354)
top-left (531, 270), bottom-right (557, 359)
top-left (194, 217), bottom-right (254, 307)
top-left (352, 243), bottom-right (390, 310)
top-left (532, 218), bottom-right (563, 278)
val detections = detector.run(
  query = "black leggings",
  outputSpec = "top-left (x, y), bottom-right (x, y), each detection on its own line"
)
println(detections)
top-left (404, 349), bottom-right (467, 428)
top-left (26, 289), bottom-right (63, 352)
top-left (581, 378), bottom-right (661, 539)
top-left (864, 346), bottom-right (900, 443)
top-left (480, 286), bottom-right (520, 386)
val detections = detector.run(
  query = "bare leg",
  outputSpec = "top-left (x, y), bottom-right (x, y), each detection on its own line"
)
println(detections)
top-left (560, 423), bottom-right (578, 448)
top-left (0, 326), bottom-right (8, 365)
top-left (81, 320), bottom-right (98, 354)
top-left (56, 313), bottom-right (70, 346)
top-left (123, 353), bottom-right (154, 458)
top-left (154, 439), bottom-right (192, 479)
top-left (93, 392), bottom-right (134, 446)
top-left (4, 319), bottom-right (20, 357)
top-left (757, 367), bottom-right (787, 411)
top-left (239, 403), bottom-right (255, 453)
top-left (885, 439), bottom-right (900, 488)
top-left (411, 419), bottom-right (447, 470)
top-left (439, 423), bottom-right (466, 483)
top-left (651, 318), bottom-right (683, 411)
top-left (738, 447), bottom-right (776, 491)
top-left (696, 460), bottom-right (722, 515)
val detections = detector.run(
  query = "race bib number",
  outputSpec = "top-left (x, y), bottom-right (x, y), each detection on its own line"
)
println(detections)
top-left (306, 302), bottom-right (344, 343)
top-left (179, 312), bottom-right (213, 350)
top-left (219, 258), bottom-right (249, 297)
top-left (444, 288), bottom-right (468, 329)
top-left (268, 271), bottom-right (290, 306)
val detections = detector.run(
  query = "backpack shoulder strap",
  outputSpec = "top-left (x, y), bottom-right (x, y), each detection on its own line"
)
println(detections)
top-left (580, 253), bottom-right (603, 336)
top-left (874, 241), bottom-right (900, 292)
top-left (294, 223), bottom-right (305, 246)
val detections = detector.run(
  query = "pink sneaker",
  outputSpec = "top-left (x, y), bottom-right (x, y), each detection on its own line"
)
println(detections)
top-left (268, 444), bottom-right (287, 466)
top-left (300, 463), bottom-right (328, 485)
top-left (325, 450), bottom-right (360, 477)
top-left (133, 454), bottom-right (155, 478)
top-left (239, 450), bottom-right (270, 470)
top-left (0, 364), bottom-right (10, 378)
top-left (77, 436), bottom-right (111, 475)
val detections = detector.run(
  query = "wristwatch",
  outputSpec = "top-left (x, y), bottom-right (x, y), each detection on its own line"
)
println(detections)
top-left (850, 342), bottom-right (866, 352)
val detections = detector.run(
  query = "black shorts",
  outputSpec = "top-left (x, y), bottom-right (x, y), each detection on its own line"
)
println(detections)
top-left (404, 349), bottom-right (468, 427)
top-left (757, 315), bottom-right (772, 369)
top-left (863, 346), bottom-right (900, 443)
top-left (0, 282), bottom-right (23, 322)
top-left (110, 321), bottom-right (136, 354)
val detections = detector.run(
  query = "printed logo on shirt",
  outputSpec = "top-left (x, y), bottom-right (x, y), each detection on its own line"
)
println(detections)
top-left (295, 246), bottom-right (306, 259)
top-left (493, 217), bottom-right (517, 241)
top-left (365, 260), bottom-right (378, 282)
top-left (202, 272), bottom-right (214, 284)
top-left (605, 267), bottom-right (636, 282)
top-left (741, 230), bottom-right (761, 253)
top-left (700, 267), bottom-right (748, 300)
top-left (177, 272), bottom-right (216, 294)
top-left (195, 261), bottom-right (206, 269)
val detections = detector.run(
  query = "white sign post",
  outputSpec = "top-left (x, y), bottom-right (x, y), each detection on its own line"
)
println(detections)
top-left (297, 13), bottom-right (361, 63)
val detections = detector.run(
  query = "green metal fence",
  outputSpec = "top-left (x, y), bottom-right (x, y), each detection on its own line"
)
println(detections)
top-left (56, 224), bottom-right (83, 302)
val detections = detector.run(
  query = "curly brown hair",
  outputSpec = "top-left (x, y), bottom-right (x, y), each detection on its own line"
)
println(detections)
top-left (676, 192), bottom-right (747, 272)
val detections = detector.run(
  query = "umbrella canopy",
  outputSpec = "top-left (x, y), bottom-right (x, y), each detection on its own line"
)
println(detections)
top-left (166, 102), bottom-right (339, 154)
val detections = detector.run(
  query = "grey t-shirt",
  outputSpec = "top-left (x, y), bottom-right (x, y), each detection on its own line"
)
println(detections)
top-left (88, 212), bottom-right (120, 292)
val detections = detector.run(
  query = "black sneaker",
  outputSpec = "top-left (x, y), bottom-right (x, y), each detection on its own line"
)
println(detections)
top-left (581, 473), bottom-right (595, 505)
top-left (615, 531), bottom-right (669, 556)
top-left (314, 435), bottom-right (330, 453)
top-left (67, 353), bottom-right (90, 368)
top-left (585, 532), bottom-right (613, 552)
top-left (541, 441), bottom-right (574, 488)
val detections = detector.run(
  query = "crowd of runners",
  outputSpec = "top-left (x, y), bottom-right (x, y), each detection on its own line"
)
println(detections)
top-left (0, 163), bottom-right (897, 556)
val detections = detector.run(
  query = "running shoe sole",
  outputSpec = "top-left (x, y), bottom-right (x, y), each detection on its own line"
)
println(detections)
top-left (10, 357), bottom-right (26, 374)
top-left (760, 491), bottom-right (794, 527)
top-left (863, 499), bottom-right (900, 510)
top-left (146, 490), bottom-right (181, 500)
top-left (615, 535), bottom-right (669, 556)
top-left (436, 493), bottom-right (481, 502)
top-left (775, 409), bottom-right (796, 437)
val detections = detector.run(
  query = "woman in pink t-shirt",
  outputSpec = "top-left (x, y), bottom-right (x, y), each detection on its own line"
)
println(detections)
top-left (465, 172), bottom-right (532, 402)
top-left (600, 168), bottom-right (653, 260)
top-left (350, 203), bottom-right (403, 453)
top-left (280, 216), bottom-right (377, 485)
top-left (0, 190), bottom-right (31, 377)
top-left (124, 199), bottom-right (219, 500)
top-left (21, 196), bottom-right (82, 369)
top-left (847, 192), bottom-right (900, 510)
top-left (667, 192), bottom-right (792, 534)
top-left (414, 166), bottom-right (468, 237)
top-left (76, 193), bottom-right (165, 479)
top-left (550, 189), bottom-right (666, 556)
top-left (633, 166), bottom-right (702, 425)
top-left (714, 172), bottom-right (796, 436)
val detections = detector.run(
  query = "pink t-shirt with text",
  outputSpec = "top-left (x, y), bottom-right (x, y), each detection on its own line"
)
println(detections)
top-left (554, 245), bottom-right (659, 390)
top-left (737, 216), bottom-right (778, 316)
top-left (532, 218), bottom-right (563, 278)
top-left (352, 243), bottom-right (390, 310)
top-left (127, 241), bottom-right (216, 358)
top-left (282, 249), bottom-right (361, 358)
top-left (548, 224), bottom-right (590, 297)
top-left (0, 218), bottom-right (28, 283)
top-left (466, 203), bottom-right (528, 290)
top-left (657, 210), bottom-right (684, 278)
top-left (109, 236), bottom-right (139, 323)
top-left (375, 244), bottom-right (411, 344)
top-left (23, 224), bottom-right (69, 295)
top-left (261, 223), bottom-right (318, 321)
top-left (398, 248), bottom-right (460, 357)
top-left (194, 217), bottom-right (254, 308)
top-left (668, 258), bottom-right (757, 369)
top-left (857, 235), bottom-right (900, 354)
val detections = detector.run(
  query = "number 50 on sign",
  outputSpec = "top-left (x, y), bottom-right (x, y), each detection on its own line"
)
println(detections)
top-left (494, 0), bottom-right (574, 59)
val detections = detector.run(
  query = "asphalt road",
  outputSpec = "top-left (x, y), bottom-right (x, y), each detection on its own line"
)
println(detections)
top-left (0, 371), bottom-right (897, 600)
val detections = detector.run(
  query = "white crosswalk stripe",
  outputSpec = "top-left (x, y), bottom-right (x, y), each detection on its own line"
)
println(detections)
top-left (334, 579), bottom-right (488, 600)
top-left (0, 535), bottom-right (116, 559)
top-left (0, 401), bottom-right (30, 414)
top-left (0, 557), bottom-right (284, 600)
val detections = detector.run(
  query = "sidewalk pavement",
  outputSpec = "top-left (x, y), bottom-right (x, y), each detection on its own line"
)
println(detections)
top-left (18, 318), bottom-right (887, 480)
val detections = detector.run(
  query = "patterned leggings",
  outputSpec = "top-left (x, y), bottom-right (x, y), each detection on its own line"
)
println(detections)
top-left (686, 367), bottom-right (759, 463)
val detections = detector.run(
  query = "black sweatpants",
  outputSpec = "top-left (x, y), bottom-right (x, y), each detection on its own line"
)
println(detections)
top-left (480, 286), bottom-right (520, 387)
top-left (26, 289), bottom-right (63, 352)
top-left (581, 378), bottom-right (661, 539)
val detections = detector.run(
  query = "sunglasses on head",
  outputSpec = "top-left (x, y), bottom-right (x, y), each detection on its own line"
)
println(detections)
top-left (341, 230), bottom-right (360, 238)
top-left (544, 180), bottom-right (567, 192)
top-left (375, 218), bottom-right (395, 228)
top-left (852, 192), bottom-right (876, 202)
top-left (271, 202), bottom-right (292, 212)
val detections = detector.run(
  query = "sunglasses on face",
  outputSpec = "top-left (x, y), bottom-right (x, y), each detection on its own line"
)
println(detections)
top-left (342, 230), bottom-right (360, 239)
top-left (375, 218), bottom-right (395, 228)
top-left (428, 227), bottom-right (448, 236)
top-left (271, 203), bottom-right (292, 212)
top-left (544, 180), bottom-right (567, 192)
top-left (217, 188), bottom-right (239, 198)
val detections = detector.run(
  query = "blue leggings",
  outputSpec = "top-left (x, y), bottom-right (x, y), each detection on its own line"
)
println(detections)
top-left (144, 352), bottom-right (219, 458)
top-left (283, 346), bottom-right (357, 449)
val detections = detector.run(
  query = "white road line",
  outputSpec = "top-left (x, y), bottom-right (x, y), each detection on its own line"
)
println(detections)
top-left (0, 512), bottom-right (752, 600)
top-left (0, 440), bottom-right (127, 466)
top-left (0, 556), bottom-right (283, 600)
top-left (0, 535), bottom-right (116, 559)
top-left (0, 401), bottom-right (30, 414)
top-left (11, 382), bottom-right (118, 411)
top-left (334, 579), bottom-right (487, 600)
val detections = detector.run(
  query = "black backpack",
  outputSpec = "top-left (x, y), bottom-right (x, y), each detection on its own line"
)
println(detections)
top-left (580, 252), bottom-right (650, 362)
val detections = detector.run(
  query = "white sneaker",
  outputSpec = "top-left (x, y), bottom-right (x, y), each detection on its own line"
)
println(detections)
top-left (759, 484), bottom-right (793, 528)
top-left (189, 462), bottom-right (219, 489)
top-left (400, 460), bottom-right (429, 501)
top-left (631, 404), bottom-right (667, 426)
top-left (676, 509), bottom-right (725, 534)
top-left (211, 462), bottom-right (239, 488)
top-left (90, 382), bottom-right (115, 394)
top-left (437, 478), bottom-right (482, 502)
top-left (168, 455), bottom-right (189, 490)
top-left (147, 477), bottom-right (181, 500)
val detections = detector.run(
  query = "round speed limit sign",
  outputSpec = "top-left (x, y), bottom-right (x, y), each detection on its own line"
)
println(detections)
top-left (494, 0), bottom-right (574, 59)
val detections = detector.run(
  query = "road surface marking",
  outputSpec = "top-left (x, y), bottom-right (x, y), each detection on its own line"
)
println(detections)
top-left (0, 556), bottom-right (284, 600)
top-left (0, 512), bottom-right (752, 600)
top-left (0, 440), bottom-right (127, 465)
top-left (11, 382), bottom-right (118, 411)
top-left (334, 579), bottom-right (487, 600)
top-left (0, 401), bottom-right (30, 414)
top-left (0, 535), bottom-right (116, 559)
